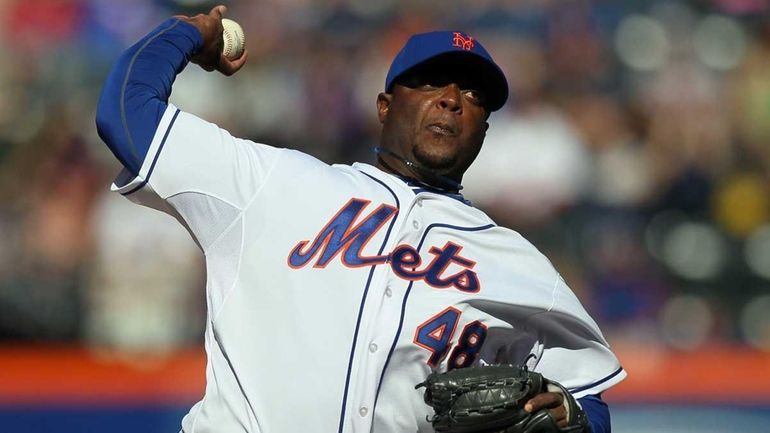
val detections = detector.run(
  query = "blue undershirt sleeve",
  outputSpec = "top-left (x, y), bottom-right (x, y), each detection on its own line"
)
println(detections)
top-left (578, 394), bottom-right (611, 433)
top-left (95, 18), bottom-right (203, 176)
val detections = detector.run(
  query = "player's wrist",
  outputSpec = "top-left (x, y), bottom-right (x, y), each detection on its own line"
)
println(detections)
top-left (543, 380), bottom-right (591, 433)
top-left (173, 19), bottom-right (206, 54)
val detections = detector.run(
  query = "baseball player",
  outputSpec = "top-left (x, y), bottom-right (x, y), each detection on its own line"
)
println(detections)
top-left (96, 5), bottom-right (625, 433)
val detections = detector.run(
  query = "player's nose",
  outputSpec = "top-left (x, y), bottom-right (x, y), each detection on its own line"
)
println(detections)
top-left (436, 84), bottom-right (462, 113)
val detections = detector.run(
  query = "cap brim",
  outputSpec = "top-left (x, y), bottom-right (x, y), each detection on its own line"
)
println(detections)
top-left (387, 51), bottom-right (508, 112)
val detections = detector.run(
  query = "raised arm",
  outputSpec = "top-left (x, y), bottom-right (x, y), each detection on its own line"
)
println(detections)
top-left (95, 5), bottom-right (247, 176)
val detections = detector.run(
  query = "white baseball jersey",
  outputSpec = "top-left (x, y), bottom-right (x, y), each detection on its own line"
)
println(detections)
top-left (112, 104), bottom-right (625, 433)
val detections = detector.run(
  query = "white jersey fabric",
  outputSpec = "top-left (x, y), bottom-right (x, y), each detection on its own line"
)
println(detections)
top-left (113, 104), bottom-right (625, 433)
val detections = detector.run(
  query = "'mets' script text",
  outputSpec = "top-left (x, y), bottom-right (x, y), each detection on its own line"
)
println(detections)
top-left (287, 198), bottom-right (480, 292)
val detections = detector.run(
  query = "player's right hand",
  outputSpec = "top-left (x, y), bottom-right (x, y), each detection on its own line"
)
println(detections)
top-left (175, 5), bottom-right (248, 76)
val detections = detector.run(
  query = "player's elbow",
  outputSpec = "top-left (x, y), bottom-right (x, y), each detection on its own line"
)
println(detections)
top-left (95, 105), bottom-right (112, 145)
top-left (95, 104), bottom-right (126, 165)
top-left (95, 88), bottom-right (142, 176)
top-left (95, 82), bottom-right (122, 145)
top-left (95, 112), bottom-right (118, 153)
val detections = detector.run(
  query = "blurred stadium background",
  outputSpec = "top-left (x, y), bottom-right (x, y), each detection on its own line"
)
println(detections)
top-left (1, 0), bottom-right (770, 431)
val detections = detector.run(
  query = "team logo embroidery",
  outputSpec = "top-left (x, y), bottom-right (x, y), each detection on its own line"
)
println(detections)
top-left (288, 198), bottom-right (480, 293)
top-left (452, 32), bottom-right (474, 51)
top-left (288, 198), bottom-right (396, 269)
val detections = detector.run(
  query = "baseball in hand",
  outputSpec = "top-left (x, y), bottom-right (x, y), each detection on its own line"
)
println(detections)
top-left (222, 18), bottom-right (245, 60)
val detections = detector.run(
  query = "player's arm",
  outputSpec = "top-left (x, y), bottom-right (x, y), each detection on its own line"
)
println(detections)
top-left (95, 5), bottom-right (246, 174)
top-left (94, 5), bottom-right (282, 254)
top-left (519, 381), bottom-right (607, 432)
top-left (579, 394), bottom-right (610, 433)
top-left (519, 280), bottom-right (623, 432)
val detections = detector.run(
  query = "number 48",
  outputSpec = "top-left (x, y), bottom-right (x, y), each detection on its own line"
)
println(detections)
top-left (413, 306), bottom-right (488, 369)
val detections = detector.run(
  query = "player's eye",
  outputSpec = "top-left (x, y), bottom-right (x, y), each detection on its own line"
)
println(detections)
top-left (462, 89), bottom-right (486, 106)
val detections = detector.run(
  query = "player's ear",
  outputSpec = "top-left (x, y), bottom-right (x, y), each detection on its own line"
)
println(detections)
top-left (377, 92), bottom-right (392, 124)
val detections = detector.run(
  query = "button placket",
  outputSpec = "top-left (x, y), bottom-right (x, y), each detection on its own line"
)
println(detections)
top-left (410, 196), bottom-right (424, 231)
top-left (350, 268), bottom-right (396, 426)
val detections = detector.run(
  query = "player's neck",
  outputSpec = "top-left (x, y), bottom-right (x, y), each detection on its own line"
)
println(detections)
top-left (374, 146), bottom-right (463, 193)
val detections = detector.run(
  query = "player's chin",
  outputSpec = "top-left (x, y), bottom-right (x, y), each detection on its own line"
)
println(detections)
top-left (418, 153), bottom-right (477, 185)
top-left (412, 145), bottom-right (457, 173)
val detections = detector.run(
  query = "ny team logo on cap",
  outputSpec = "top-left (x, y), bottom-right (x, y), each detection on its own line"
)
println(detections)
top-left (452, 32), bottom-right (474, 51)
top-left (384, 30), bottom-right (509, 111)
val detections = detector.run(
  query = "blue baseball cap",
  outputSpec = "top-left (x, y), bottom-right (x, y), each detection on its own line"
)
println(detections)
top-left (385, 31), bottom-right (509, 112)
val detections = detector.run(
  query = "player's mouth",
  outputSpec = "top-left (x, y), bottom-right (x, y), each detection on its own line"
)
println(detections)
top-left (426, 122), bottom-right (457, 136)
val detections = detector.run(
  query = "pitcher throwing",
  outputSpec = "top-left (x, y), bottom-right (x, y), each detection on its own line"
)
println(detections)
top-left (96, 5), bottom-right (625, 433)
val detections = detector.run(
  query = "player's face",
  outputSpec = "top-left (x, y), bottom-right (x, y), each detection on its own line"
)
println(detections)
top-left (377, 58), bottom-right (490, 184)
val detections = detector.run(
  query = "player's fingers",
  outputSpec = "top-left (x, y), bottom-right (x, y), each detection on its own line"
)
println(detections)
top-left (523, 392), bottom-right (563, 412)
top-left (525, 392), bottom-right (568, 428)
top-left (231, 48), bottom-right (249, 68)
top-left (210, 4), bottom-right (227, 19)
top-left (219, 49), bottom-right (248, 76)
top-left (547, 404), bottom-right (567, 427)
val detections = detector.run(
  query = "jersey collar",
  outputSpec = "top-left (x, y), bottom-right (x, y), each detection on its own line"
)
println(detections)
top-left (353, 162), bottom-right (472, 206)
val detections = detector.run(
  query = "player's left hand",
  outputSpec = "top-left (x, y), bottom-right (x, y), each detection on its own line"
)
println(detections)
top-left (175, 4), bottom-right (248, 76)
top-left (524, 391), bottom-right (568, 428)
top-left (417, 364), bottom-right (591, 433)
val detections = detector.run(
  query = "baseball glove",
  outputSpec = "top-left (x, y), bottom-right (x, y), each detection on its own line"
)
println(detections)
top-left (415, 364), bottom-right (591, 433)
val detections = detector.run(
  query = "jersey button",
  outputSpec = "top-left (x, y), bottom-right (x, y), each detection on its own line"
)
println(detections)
top-left (369, 343), bottom-right (378, 353)
top-left (385, 287), bottom-right (393, 298)
top-left (359, 407), bottom-right (368, 417)
top-left (412, 220), bottom-right (420, 230)
top-left (416, 198), bottom-right (424, 207)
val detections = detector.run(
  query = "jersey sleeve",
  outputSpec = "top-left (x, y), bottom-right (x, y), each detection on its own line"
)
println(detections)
top-left (96, 18), bottom-right (282, 250)
top-left (111, 107), bottom-right (282, 249)
top-left (578, 395), bottom-right (610, 433)
top-left (527, 276), bottom-right (626, 399)
top-left (469, 229), bottom-right (625, 398)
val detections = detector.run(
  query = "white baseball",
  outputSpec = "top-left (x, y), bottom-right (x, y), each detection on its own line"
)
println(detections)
top-left (222, 18), bottom-right (245, 60)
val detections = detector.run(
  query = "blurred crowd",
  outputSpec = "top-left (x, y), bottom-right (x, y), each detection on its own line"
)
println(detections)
top-left (1, 0), bottom-right (770, 355)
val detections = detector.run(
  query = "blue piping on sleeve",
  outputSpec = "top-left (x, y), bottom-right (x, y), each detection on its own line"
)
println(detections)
top-left (95, 18), bottom-right (203, 176)
top-left (579, 394), bottom-right (610, 433)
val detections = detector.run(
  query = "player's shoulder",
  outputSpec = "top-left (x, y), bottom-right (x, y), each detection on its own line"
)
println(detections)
top-left (476, 213), bottom-right (539, 250)
top-left (275, 147), bottom-right (331, 169)
top-left (481, 222), bottom-right (561, 276)
top-left (266, 152), bottom-right (402, 195)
